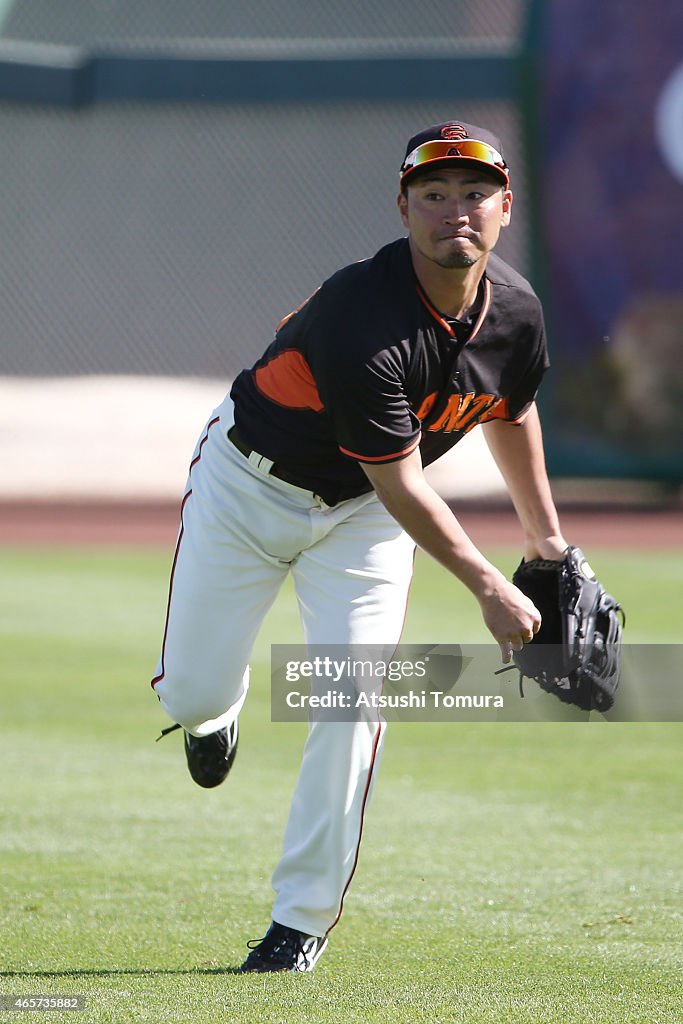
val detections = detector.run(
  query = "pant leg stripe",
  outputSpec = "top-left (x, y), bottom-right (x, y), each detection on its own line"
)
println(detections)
top-left (327, 548), bottom-right (417, 932)
top-left (150, 415), bottom-right (220, 690)
top-left (327, 716), bottom-right (384, 933)
top-left (150, 489), bottom-right (191, 690)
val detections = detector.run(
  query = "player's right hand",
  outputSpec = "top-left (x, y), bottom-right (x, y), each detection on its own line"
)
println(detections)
top-left (477, 577), bottom-right (541, 663)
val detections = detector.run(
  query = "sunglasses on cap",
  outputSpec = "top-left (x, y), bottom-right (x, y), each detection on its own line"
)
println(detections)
top-left (400, 139), bottom-right (509, 186)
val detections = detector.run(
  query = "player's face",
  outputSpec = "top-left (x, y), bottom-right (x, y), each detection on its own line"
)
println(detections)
top-left (397, 168), bottom-right (512, 270)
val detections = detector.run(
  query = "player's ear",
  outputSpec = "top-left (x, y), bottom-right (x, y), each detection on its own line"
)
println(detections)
top-left (397, 189), bottom-right (409, 227)
top-left (501, 188), bottom-right (513, 227)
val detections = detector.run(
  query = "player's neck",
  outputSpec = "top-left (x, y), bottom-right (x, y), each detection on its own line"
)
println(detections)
top-left (410, 246), bottom-right (489, 320)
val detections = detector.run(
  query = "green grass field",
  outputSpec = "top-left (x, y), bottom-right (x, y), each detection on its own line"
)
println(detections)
top-left (1, 545), bottom-right (682, 1024)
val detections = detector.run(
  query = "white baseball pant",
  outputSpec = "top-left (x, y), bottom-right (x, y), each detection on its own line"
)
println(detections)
top-left (152, 396), bottom-right (415, 937)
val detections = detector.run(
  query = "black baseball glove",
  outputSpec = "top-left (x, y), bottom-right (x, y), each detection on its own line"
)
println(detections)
top-left (508, 546), bottom-right (625, 712)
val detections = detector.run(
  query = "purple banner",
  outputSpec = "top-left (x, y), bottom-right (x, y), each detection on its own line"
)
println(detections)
top-left (541, 2), bottom-right (683, 478)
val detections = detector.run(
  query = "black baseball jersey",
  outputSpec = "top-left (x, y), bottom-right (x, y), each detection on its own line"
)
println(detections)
top-left (231, 237), bottom-right (549, 506)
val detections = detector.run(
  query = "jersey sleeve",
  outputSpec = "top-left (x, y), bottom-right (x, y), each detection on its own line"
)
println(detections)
top-left (311, 335), bottom-right (421, 464)
top-left (497, 308), bottom-right (550, 424)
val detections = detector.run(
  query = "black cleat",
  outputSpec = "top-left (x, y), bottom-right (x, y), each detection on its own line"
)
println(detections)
top-left (183, 719), bottom-right (239, 789)
top-left (240, 921), bottom-right (328, 973)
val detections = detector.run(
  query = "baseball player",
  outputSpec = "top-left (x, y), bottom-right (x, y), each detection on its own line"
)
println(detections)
top-left (151, 120), bottom-right (568, 972)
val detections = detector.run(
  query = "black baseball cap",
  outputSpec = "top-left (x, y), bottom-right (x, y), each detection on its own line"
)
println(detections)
top-left (400, 120), bottom-right (509, 188)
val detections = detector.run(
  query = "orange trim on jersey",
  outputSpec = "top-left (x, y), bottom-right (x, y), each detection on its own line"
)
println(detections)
top-left (254, 349), bottom-right (325, 412)
top-left (496, 399), bottom-right (534, 425)
top-left (339, 434), bottom-right (421, 463)
top-left (416, 284), bottom-right (454, 337)
top-left (276, 286), bottom-right (321, 330)
top-left (467, 277), bottom-right (491, 341)
top-left (478, 397), bottom-right (536, 426)
top-left (417, 276), bottom-right (491, 341)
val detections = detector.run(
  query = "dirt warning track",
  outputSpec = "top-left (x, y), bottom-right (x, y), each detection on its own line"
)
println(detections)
top-left (1, 499), bottom-right (680, 550)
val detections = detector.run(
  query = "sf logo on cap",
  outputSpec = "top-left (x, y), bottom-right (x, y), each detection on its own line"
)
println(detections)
top-left (440, 125), bottom-right (468, 140)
